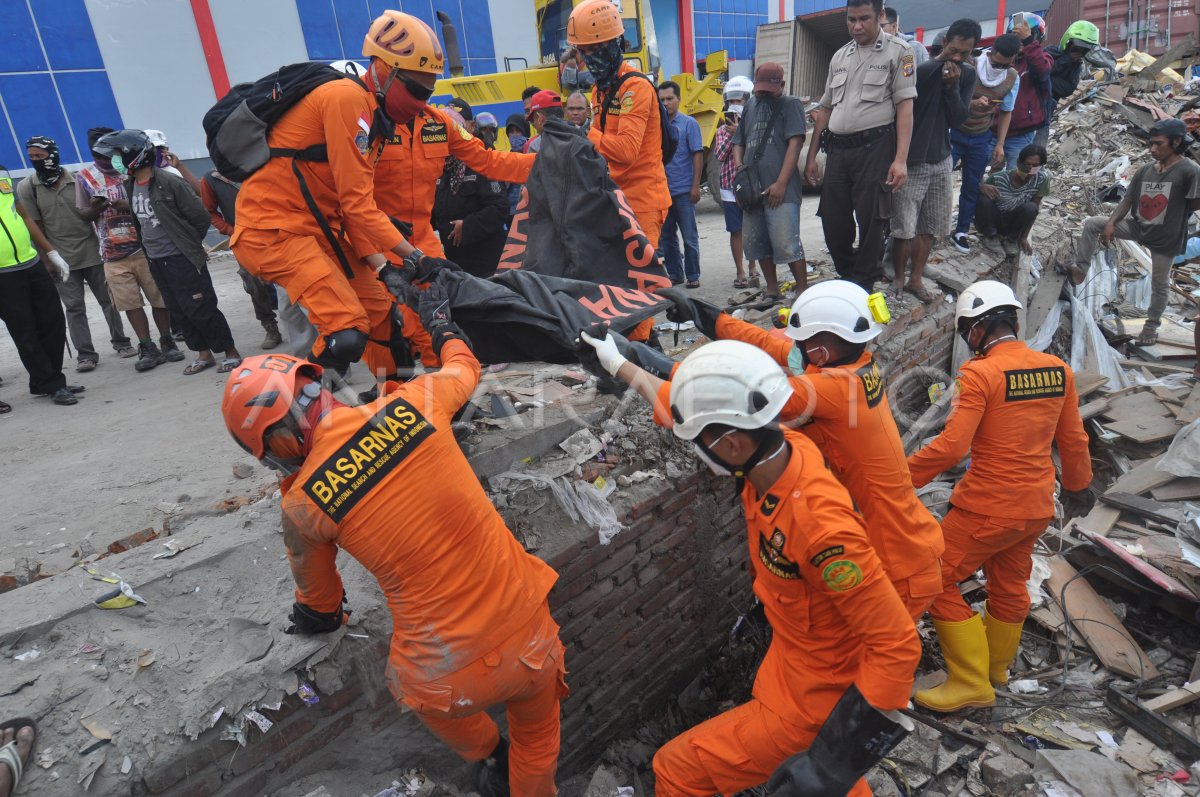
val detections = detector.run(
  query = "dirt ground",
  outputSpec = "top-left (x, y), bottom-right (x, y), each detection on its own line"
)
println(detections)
top-left (0, 198), bottom-right (825, 578)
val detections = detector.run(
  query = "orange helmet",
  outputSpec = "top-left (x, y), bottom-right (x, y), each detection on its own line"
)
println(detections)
top-left (222, 354), bottom-right (325, 470)
top-left (567, 0), bottom-right (624, 45)
top-left (363, 10), bottom-right (445, 75)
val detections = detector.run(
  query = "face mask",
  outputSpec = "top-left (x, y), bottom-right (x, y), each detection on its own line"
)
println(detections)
top-left (383, 80), bottom-right (428, 124)
top-left (692, 442), bottom-right (733, 476)
top-left (478, 129), bottom-right (498, 148)
top-left (787, 346), bottom-right (806, 376)
top-left (110, 155), bottom-right (128, 176)
top-left (155, 149), bottom-right (169, 168)
top-left (27, 138), bottom-right (61, 182)
top-left (94, 158), bottom-right (117, 175)
top-left (583, 39), bottom-right (624, 88)
top-left (1028, 165), bottom-right (1043, 176)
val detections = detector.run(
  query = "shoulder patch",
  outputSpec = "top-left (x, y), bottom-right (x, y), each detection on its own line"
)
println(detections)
top-left (901, 53), bottom-right (915, 77)
top-left (822, 559), bottom-right (864, 591)
top-left (758, 530), bottom-right (800, 579)
top-left (1003, 366), bottom-right (1066, 402)
top-left (809, 545), bottom-right (844, 567)
top-left (760, 492), bottom-right (781, 516)
top-left (0, 177), bottom-right (11, 195)
top-left (856, 359), bottom-right (884, 408)
top-left (301, 395), bottom-right (435, 522)
top-left (457, 124), bottom-right (474, 141)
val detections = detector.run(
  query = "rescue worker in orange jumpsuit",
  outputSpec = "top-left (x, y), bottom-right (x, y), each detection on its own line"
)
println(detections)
top-left (664, 281), bottom-right (945, 619)
top-left (233, 11), bottom-right (451, 379)
top-left (221, 283), bottom-right (565, 797)
top-left (568, 0), bottom-right (671, 249)
top-left (908, 280), bottom-right (1093, 712)
top-left (373, 94), bottom-right (535, 258)
top-left (577, 333), bottom-right (920, 797)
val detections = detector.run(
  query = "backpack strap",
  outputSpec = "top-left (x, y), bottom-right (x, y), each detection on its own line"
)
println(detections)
top-left (597, 71), bottom-right (643, 133)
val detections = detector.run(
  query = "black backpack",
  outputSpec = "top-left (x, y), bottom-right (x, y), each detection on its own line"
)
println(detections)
top-left (597, 71), bottom-right (678, 164)
top-left (203, 62), bottom-right (374, 278)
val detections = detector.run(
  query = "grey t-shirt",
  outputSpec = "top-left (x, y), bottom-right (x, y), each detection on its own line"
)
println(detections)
top-left (732, 94), bottom-right (807, 204)
top-left (1130, 158), bottom-right (1200, 254)
top-left (131, 180), bottom-right (181, 259)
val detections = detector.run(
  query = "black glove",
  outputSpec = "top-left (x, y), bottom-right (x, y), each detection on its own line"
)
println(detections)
top-left (729, 598), bottom-right (768, 647)
top-left (626, 340), bottom-right (677, 380)
top-left (766, 684), bottom-right (909, 797)
top-left (389, 216), bottom-right (414, 240)
top-left (1062, 487), bottom-right (1095, 520)
top-left (408, 254), bottom-right (463, 286)
top-left (379, 261), bottom-right (418, 307)
top-left (285, 600), bottom-right (348, 635)
top-left (418, 280), bottom-right (471, 356)
top-left (659, 287), bottom-right (723, 339)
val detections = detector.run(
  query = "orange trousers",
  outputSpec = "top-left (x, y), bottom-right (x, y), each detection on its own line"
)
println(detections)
top-left (232, 227), bottom-right (400, 377)
top-left (388, 604), bottom-right (567, 797)
top-left (627, 205), bottom-right (669, 344)
top-left (930, 507), bottom-right (1052, 623)
top-left (652, 697), bottom-right (870, 797)
top-left (893, 557), bottom-right (945, 621)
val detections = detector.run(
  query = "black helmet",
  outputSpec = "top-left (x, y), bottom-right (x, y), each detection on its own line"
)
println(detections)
top-left (92, 129), bottom-right (155, 174)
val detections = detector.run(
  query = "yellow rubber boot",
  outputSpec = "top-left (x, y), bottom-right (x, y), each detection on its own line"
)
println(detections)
top-left (914, 615), bottom-right (995, 712)
top-left (982, 604), bottom-right (1025, 686)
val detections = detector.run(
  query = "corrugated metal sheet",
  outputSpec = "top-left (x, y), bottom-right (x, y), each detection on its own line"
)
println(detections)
top-left (1046, 0), bottom-right (1198, 55)
top-left (791, 13), bottom-right (845, 98)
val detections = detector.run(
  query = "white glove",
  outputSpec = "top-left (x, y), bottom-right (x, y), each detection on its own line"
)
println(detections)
top-left (579, 329), bottom-right (627, 377)
top-left (46, 251), bottom-right (70, 282)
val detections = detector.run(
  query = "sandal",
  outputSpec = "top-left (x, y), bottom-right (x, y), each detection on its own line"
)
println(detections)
top-left (1136, 329), bottom-right (1158, 346)
top-left (0, 717), bottom-right (36, 796)
top-left (183, 359), bottom-right (215, 375)
top-left (0, 401), bottom-right (9, 415)
top-left (904, 284), bottom-right (936, 305)
top-left (217, 357), bottom-right (243, 373)
top-left (733, 278), bottom-right (748, 289)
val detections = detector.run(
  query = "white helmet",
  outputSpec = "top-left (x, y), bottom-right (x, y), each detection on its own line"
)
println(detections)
top-left (143, 129), bottom-right (168, 148)
top-left (329, 59), bottom-right (367, 77)
top-left (955, 280), bottom-right (1022, 325)
top-left (723, 75), bottom-right (754, 100)
top-left (785, 280), bottom-right (881, 344)
top-left (668, 341), bottom-right (793, 441)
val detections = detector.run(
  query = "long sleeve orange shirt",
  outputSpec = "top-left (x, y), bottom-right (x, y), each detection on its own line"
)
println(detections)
top-left (587, 63), bottom-right (671, 216)
top-left (908, 340), bottom-right (1093, 519)
top-left (279, 339), bottom-right (558, 684)
top-left (234, 79), bottom-right (404, 257)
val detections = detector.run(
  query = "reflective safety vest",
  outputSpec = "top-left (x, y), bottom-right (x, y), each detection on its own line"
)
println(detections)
top-left (0, 177), bottom-right (37, 270)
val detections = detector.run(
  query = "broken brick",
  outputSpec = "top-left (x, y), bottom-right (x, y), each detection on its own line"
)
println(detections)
top-left (107, 527), bottom-right (159, 554)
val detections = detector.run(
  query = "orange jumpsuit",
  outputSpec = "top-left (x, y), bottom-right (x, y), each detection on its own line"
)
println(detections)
top-left (232, 79), bottom-right (404, 376)
top-left (280, 339), bottom-right (564, 796)
top-left (651, 430), bottom-right (920, 796)
top-left (373, 106), bottom-right (535, 258)
top-left (588, 63), bottom-right (672, 249)
top-left (713, 315), bottom-right (945, 618)
top-left (908, 340), bottom-right (1092, 624)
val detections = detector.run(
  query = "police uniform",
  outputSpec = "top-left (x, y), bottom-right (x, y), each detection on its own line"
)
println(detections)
top-left (0, 176), bottom-right (69, 396)
top-left (818, 32), bottom-right (917, 289)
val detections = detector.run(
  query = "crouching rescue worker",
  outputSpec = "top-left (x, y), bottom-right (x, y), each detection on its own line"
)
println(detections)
top-left (232, 10), bottom-right (453, 379)
top-left (576, 335), bottom-right (920, 796)
top-left (665, 281), bottom-right (945, 619)
top-left (908, 280), bottom-right (1093, 711)
top-left (221, 287), bottom-right (565, 796)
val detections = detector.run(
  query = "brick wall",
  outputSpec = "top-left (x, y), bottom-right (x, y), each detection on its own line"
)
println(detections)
top-left (144, 467), bottom-right (748, 795)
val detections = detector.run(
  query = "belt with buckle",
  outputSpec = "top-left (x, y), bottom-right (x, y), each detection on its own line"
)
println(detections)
top-left (825, 124), bottom-right (896, 150)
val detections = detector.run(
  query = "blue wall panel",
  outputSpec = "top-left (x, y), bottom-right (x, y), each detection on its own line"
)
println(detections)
top-left (0, 74), bottom-right (74, 164)
top-left (55, 72), bottom-right (123, 164)
top-left (296, 0), bottom-right (345, 60)
top-left (30, 0), bottom-right (104, 70)
top-left (0, 0), bottom-right (46, 72)
top-left (333, 0), bottom-right (373, 58)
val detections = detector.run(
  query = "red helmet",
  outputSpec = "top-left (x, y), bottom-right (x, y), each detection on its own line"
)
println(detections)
top-left (222, 354), bottom-right (325, 471)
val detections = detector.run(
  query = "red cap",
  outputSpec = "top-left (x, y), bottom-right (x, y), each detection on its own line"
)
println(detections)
top-left (527, 90), bottom-right (563, 119)
top-left (754, 62), bottom-right (785, 93)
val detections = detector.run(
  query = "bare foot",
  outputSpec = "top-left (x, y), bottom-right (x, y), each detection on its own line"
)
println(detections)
top-left (0, 723), bottom-right (35, 796)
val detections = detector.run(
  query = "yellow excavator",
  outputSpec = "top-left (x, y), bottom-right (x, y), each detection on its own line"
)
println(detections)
top-left (430, 0), bottom-right (727, 150)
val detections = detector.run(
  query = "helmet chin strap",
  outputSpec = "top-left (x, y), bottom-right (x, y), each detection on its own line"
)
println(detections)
top-left (702, 430), bottom-right (788, 494)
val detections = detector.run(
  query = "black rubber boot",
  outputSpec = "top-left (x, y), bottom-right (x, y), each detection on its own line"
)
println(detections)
top-left (159, 336), bottom-right (186, 363)
top-left (469, 736), bottom-right (510, 797)
top-left (766, 685), bottom-right (910, 796)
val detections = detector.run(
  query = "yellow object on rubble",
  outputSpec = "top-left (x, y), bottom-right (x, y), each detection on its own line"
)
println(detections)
top-left (1116, 49), bottom-right (1184, 84)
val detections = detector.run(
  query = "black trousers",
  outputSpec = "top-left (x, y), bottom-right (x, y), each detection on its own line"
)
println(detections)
top-left (974, 196), bottom-right (1040, 240)
top-left (818, 131), bottom-right (896, 290)
top-left (0, 263), bottom-right (67, 394)
top-left (147, 253), bottom-right (235, 353)
top-left (238, 266), bottom-right (277, 323)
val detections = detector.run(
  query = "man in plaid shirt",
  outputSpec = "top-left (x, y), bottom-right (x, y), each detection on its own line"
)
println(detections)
top-left (714, 105), bottom-right (758, 288)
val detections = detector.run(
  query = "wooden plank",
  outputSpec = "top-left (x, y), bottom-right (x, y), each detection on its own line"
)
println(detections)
top-left (1025, 270), bottom-right (1068, 341)
top-left (1079, 397), bottom-right (1111, 420)
top-left (1105, 455), bottom-right (1175, 496)
top-left (1098, 492), bottom-right (1185, 524)
top-left (1143, 682), bottom-right (1200, 712)
top-left (1069, 504), bottom-right (1121, 536)
top-left (1045, 557), bottom-right (1160, 680)
top-left (1100, 391), bottom-right (1173, 422)
top-left (1073, 369), bottom-right (1111, 398)
top-left (1123, 317), bottom-right (1197, 350)
top-left (1179, 384), bottom-right (1200, 424)
top-left (1151, 477), bottom-right (1200, 501)
top-left (1118, 358), bottom-right (1193, 374)
top-left (1131, 33), bottom-right (1196, 82)
top-left (1104, 415), bottom-right (1182, 444)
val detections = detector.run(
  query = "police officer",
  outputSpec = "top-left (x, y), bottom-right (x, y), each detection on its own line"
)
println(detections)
top-left (907, 281), bottom-right (1093, 712)
top-left (806, 0), bottom-right (917, 290)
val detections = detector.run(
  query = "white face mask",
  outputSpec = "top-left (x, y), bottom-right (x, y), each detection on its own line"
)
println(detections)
top-left (692, 443), bottom-right (733, 476)
top-left (1028, 164), bottom-right (1043, 176)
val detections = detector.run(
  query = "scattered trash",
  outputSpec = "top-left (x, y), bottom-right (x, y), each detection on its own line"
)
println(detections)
top-left (93, 579), bottom-right (146, 610)
top-left (152, 537), bottom-right (203, 559)
top-left (13, 648), bottom-right (39, 662)
top-left (296, 682), bottom-right (319, 706)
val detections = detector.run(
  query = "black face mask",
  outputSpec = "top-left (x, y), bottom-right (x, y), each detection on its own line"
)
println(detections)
top-left (26, 136), bottom-right (61, 183)
top-left (583, 39), bottom-right (624, 89)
